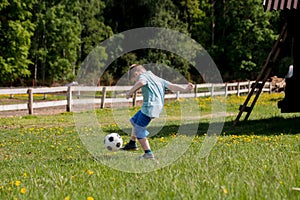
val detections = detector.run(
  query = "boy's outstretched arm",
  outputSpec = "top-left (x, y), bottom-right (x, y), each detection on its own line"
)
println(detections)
top-left (126, 80), bottom-right (146, 99)
top-left (167, 82), bottom-right (194, 93)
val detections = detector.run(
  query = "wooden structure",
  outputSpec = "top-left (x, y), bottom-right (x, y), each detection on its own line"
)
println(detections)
top-left (263, 0), bottom-right (299, 10)
top-left (269, 1), bottom-right (300, 112)
top-left (234, 23), bottom-right (288, 124)
top-left (234, 0), bottom-right (300, 124)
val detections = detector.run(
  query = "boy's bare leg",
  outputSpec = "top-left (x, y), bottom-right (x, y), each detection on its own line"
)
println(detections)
top-left (138, 138), bottom-right (151, 151)
top-left (138, 138), bottom-right (154, 159)
top-left (121, 128), bottom-right (138, 150)
top-left (131, 128), bottom-right (137, 141)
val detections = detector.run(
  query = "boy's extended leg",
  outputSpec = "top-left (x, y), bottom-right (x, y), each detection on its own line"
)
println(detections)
top-left (121, 128), bottom-right (138, 151)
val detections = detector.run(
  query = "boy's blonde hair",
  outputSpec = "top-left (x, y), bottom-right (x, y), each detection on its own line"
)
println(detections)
top-left (129, 64), bottom-right (146, 80)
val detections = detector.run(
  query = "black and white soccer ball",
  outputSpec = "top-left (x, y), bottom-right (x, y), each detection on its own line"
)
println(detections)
top-left (104, 133), bottom-right (123, 151)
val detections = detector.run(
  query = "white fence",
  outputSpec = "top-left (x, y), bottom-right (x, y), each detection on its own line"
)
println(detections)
top-left (0, 81), bottom-right (272, 115)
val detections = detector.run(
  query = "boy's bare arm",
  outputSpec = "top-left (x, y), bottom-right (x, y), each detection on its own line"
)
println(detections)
top-left (167, 82), bottom-right (194, 93)
top-left (126, 80), bottom-right (146, 99)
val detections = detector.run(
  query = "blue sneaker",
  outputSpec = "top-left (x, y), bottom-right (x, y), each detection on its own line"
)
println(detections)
top-left (138, 153), bottom-right (155, 160)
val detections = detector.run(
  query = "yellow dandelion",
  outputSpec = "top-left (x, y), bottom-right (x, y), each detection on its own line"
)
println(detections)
top-left (221, 186), bottom-right (228, 195)
top-left (23, 173), bottom-right (27, 178)
top-left (87, 197), bottom-right (94, 200)
top-left (20, 187), bottom-right (26, 194)
top-left (279, 180), bottom-right (283, 185)
top-left (15, 180), bottom-right (21, 187)
top-left (87, 170), bottom-right (94, 175)
top-left (245, 138), bottom-right (251, 143)
top-left (65, 196), bottom-right (70, 200)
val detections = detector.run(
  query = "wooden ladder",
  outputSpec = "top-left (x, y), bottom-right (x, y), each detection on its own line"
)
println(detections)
top-left (234, 22), bottom-right (288, 125)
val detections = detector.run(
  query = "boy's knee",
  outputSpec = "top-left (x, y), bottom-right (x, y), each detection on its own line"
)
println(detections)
top-left (133, 125), bottom-right (149, 139)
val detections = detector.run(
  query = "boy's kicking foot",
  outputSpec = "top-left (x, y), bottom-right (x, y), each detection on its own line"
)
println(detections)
top-left (121, 140), bottom-right (138, 151)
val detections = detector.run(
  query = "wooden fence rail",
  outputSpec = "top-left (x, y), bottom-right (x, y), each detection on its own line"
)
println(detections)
top-left (0, 81), bottom-right (272, 115)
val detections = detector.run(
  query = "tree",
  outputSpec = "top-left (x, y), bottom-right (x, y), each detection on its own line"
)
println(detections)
top-left (29, 0), bottom-right (113, 85)
top-left (104, 0), bottom-right (211, 83)
top-left (0, 0), bottom-right (35, 85)
top-left (29, 0), bottom-right (81, 85)
top-left (143, 0), bottom-right (192, 80)
top-left (175, 0), bottom-right (211, 46)
top-left (78, 0), bottom-right (113, 61)
top-left (0, 0), bottom-right (283, 86)
top-left (45, 2), bottom-right (81, 83)
top-left (211, 0), bottom-right (280, 80)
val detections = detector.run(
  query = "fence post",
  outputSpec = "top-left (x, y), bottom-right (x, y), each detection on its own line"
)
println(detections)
top-left (176, 91), bottom-right (180, 100)
top-left (132, 91), bottom-right (137, 107)
top-left (194, 84), bottom-right (197, 98)
top-left (77, 90), bottom-right (80, 99)
top-left (225, 83), bottom-right (228, 97)
top-left (237, 82), bottom-right (240, 96)
top-left (211, 84), bottom-right (214, 97)
top-left (27, 88), bottom-right (33, 115)
top-left (67, 86), bottom-right (72, 112)
top-left (248, 80), bottom-right (251, 93)
top-left (101, 87), bottom-right (106, 109)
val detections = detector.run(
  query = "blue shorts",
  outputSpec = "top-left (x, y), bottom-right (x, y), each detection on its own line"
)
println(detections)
top-left (130, 110), bottom-right (151, 139)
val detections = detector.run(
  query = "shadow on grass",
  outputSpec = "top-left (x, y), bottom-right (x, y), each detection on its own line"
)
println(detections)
top-left (225, 116), bottom-right (300, 135)
top-left (107, 116), bottom-right (300, 138)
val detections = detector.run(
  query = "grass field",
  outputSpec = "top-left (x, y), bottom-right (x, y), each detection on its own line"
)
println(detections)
top-left (0, 93), bottom-right (300, 199)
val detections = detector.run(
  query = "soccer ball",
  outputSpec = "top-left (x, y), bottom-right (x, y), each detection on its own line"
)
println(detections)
top-left (104, 133), bottom-right (123, 151)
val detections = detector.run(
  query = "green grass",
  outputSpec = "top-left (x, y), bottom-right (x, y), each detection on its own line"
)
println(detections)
top-left (1, 93), bottom-right (300, 199)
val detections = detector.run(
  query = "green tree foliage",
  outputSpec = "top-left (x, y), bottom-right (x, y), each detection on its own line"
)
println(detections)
top-left (211, 0), bottom-right (279, 80)
top-left (29, 1), bottom-right (81, 85)
top-left (77, 45), bottom-right (108, 86)
top-left (0, 0), bottom-right (35, 85)
top-left (45, 3), bottom-right (81, 83)
top-left (0, 0), bottom-right (281, 86)
top-left (104, 0), bottom-right (154, 33)
top-left (145, 0), bottom-right (190, 79)
top-left (77, 0), bottom-right (113, 86)
top-left (176, 0), bottom-right (211, 45)
top-left (79, 0), bottom-right (113, 60)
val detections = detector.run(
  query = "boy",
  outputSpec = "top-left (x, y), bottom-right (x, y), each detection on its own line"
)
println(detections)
top-left (123, 64), bottom-right (193, 159)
